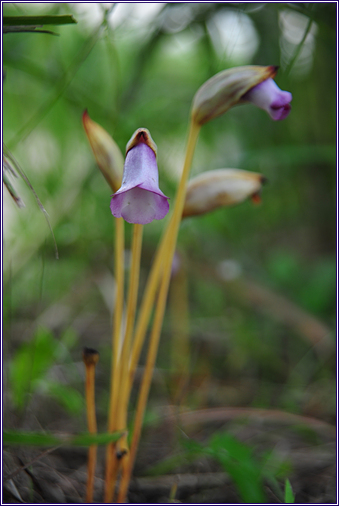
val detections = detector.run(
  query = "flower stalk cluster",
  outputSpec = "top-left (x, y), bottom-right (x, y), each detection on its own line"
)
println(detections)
top-left (82, 65), bottom-right (292, 503)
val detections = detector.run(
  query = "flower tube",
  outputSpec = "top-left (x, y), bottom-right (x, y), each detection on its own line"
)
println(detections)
top-left (110, 129), bottom-right (169, 225)
top-left (241, 78), bottom-right (292, 120)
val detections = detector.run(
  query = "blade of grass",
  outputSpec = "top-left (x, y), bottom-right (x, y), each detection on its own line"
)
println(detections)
top-left (3, 430), bottom-right (124, 447)
top-left (3, 15), bottom-right (77, 26)
top-left (284, 479), bottom-right (295, 503)
top-left (3, 27), bottom-right (60, 35)
top-left (7, 20), bottom-right (103, 149)
top-left (3, 145), bottom-right (58, 259)
top-left (285, 16), bottom-right (314, 76)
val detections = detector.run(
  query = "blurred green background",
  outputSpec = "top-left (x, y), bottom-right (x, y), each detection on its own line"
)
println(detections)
top-left (3, 2), bottom-right (336, 435)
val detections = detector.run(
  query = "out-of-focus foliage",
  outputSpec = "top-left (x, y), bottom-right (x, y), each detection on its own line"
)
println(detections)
top-left (3, 0), bottom-right (336, 434)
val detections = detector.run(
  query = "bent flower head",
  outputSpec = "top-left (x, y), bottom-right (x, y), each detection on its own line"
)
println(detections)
top-left (110, 129), bottom-right (169, 225)
top-left (242, 78), bottom-right (292, 121)
top-left (191, 65), bottom-right (292, 125)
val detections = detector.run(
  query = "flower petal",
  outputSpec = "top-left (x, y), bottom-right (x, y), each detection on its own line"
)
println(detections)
top-left (242, 78), bottom-right (292, 121)
top-left (111, 187), bottom-right (169, 224)
top-left (110, 128), bottom-right (169, 224)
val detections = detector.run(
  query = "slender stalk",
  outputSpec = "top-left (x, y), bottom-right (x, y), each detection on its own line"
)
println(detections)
top-left (128, 224), bottom-right (168, 383)
top-left (104, 217), bottom-right (125, 503)
top-left (82, 348), bottom-right (99, 504)
top-left (117, 120), bottom-right (201, 503)
top-left (105, 223), bottom-right (143, 503)
top-left (128, 121), bottom-right (200, 383)
top-left (117, 223), bottom-right (143, 433)
top-left (108, 217), bottom-right (125, 430)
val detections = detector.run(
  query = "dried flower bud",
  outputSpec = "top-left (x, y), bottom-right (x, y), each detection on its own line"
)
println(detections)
top-left (82, 110), bottom-right (124, 192)
top-left (182, 169), bottom-right (266, 218)
top-left (82, 347), bottom-right (100, 367)
top-left (191, 65), bottom-right (278, 126)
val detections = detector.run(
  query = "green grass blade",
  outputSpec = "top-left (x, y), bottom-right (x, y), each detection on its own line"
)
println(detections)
top-left (3, 430), bottom-right (124, 447)
top-left (3, 15), bottom-right (77, 26)
top-left (284, 479), bottom-right (295, 503)
top-left (7, 22), bottom-right (103, 150)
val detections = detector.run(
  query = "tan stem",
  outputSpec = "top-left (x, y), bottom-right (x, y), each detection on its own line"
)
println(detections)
top-left (117, 120), bottom-right (201, 502)
top-left (86, 446), bottom-right (98, 503)
top-left (108, 217), bottom-right (125, 431)
top-left (105, 217), bottom-right (125, 502)
top-left (105, 223), bottom-right (143, 503)
top-left (117, 223), bottom-right (143, 432)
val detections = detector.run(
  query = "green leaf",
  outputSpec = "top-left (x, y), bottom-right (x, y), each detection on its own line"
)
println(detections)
top-left (3, 15), bottom-right (77, 26)
top-left (207, 433), bottom-right (267, 504)
top-left (9, 327), bottom-right (61, 409)
top-left (3, 430), bottom-right (124, 447)
top-left (284, 479), bottom-right (295, 503)
top-left (45, 382), bottom-right (84, 415)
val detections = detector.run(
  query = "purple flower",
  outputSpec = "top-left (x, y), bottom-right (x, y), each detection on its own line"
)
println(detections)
top-left (110, 129), bottom-right (169, 225)
top-left (242, 78), bottom-right (292, 121)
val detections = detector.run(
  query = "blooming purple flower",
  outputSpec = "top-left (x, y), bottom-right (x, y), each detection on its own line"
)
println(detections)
top-left (242, 78), bottom-right (292, 121)
top-left (110, 129), bottom-right (169, 225)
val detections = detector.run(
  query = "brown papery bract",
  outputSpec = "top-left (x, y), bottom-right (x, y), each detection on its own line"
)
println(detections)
top-left (182, 169), bottom-right (266, 218)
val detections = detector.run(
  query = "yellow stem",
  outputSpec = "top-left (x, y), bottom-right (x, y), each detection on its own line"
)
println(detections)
top-left (108, 217), bottom-right (125, 431)
top-left (128, 225), bottom-right (168, 382)
top-left (117, 120), bottom-right (201, 503)
top-left (117, 223), bottom-right (143, 432)
top-left (104, 217), bottom-right (125, 503)
top-left (85, 364), bottom-right (98, 433)
top-left (105, 223), bottom-right (143, 503)
top-left (86, 446), bottom-right (98, 503)
top-left (104, 450), bottom-right (121, 504)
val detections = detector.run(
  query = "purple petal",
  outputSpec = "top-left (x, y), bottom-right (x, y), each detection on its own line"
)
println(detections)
top-left (110, 187), bottom-right (169, 224)
top-left (242, 78), bottom-right (292, 121)
top-left (110, 140), bottom-right (169, 224)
